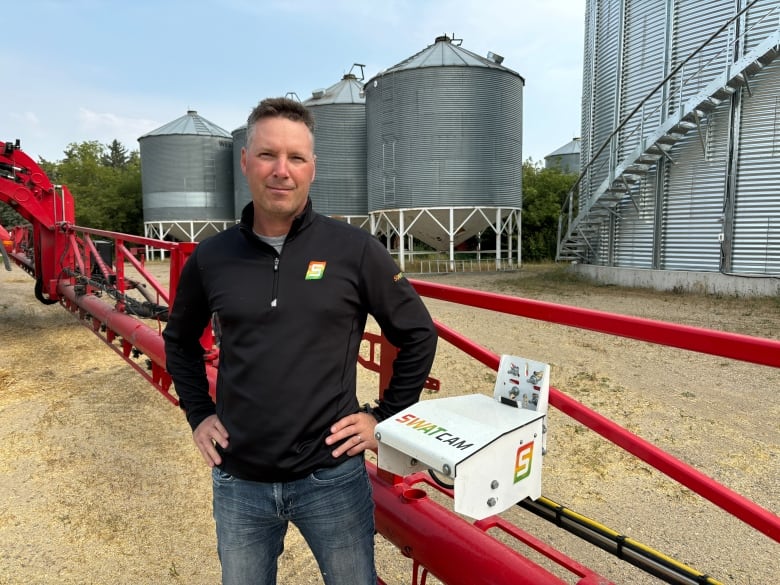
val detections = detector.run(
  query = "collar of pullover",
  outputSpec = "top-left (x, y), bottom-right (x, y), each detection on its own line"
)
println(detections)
top-left (238, 198), bottom-right (314, 242)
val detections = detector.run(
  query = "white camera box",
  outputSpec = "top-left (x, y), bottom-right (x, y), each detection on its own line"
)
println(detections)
top-left (375, 355), bottom-right (550, 520)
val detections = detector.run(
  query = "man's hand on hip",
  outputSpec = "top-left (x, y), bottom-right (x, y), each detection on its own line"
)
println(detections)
top-left (326, 412), bottom-right (378, 457)
top-left (193, 414), bottom-right (229, 467)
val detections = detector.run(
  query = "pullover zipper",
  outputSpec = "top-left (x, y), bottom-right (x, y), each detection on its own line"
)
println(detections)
top-left (271, 256), bottom-right (279, 308)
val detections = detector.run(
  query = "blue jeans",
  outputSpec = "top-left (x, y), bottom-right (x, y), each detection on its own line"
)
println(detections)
top-left (211, 455), bottom-right (377, 585)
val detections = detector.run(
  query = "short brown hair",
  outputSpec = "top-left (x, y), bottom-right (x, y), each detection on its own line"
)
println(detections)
top-left (246, 97), bottom-right (314, 146)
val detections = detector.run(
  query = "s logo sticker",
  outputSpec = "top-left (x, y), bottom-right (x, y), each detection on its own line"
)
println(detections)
top-left (514, 441), bottom-right (534, 483)
top-left (305, 261), bottom-right (327, 280)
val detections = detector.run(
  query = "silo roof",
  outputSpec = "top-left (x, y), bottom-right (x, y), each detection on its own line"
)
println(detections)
top-left (305, 73), bottom-right (365, 106)
top-left (546, 137), bottom-right (581, 157)
top-left (370, 35), bottom-right (524, 81)
top-left (140, 110), bottom-right (231, 138)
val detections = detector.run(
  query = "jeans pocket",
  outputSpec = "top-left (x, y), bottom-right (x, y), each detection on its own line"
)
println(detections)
top-left (212, 466), bottom-right (235, 483)
top-left (310, 455), bottom-right (365, 485)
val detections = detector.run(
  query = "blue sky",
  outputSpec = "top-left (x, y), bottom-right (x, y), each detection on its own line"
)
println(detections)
top-left (3, 0), bottom-right (585, 165)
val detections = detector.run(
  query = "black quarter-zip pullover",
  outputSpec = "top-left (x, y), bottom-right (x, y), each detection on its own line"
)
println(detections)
top-left (163, 200), bottom-right (438, 482)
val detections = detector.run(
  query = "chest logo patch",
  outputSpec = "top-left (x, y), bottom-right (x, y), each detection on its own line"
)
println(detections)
top-left (305, 261), bottom-right (327, 280)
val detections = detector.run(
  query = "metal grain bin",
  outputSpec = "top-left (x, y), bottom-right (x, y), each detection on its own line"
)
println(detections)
top-left (139, 110), bottom-right (234, 236)
top-left (304, 69), bottom-right (367, 217)
top-left (544, 138), bottom-right (581, 174)
top-left (570, 0), bottom-right (780, 280)
top-left (231, 124), bottom-right (250, 218)
top-left (365, 36), bottom-right (524, 213)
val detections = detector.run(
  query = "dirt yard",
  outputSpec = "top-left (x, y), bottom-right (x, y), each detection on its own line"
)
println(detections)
top-left (1, 263), bottom-right (778, 584)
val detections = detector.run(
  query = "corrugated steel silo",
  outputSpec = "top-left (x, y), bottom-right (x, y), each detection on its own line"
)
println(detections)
top-left (139, 110), bottom-right (234, 242)
top-left (231, 124), bottom-right (250, 218)
top-left (544, 138), bottom-right (581, 174)
top-left (304, 68), bottom-right (367, 219)
top-left (365, 35), bottom-right (524, 251)
top-left (566, 0), bottom-right (780, 285)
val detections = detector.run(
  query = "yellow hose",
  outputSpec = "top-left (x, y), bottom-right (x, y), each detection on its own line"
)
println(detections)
top-left (534, 496), bottom-right (725, 585)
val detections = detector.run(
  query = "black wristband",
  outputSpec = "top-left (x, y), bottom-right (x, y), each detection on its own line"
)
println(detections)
top-left (360, 402), bottom-right (384, 422)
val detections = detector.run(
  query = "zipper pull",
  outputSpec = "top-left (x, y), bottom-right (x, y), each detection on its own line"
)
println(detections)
top-left (271, 256), bottom-right (279, 307)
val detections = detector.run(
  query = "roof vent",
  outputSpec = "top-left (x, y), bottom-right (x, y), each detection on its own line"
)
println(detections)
top-left (487, 51), bottom-right (504, 64)
top-left (433, 33), bottom-right (462, 45)
top-left (311, 89), bottom-right (326, 99)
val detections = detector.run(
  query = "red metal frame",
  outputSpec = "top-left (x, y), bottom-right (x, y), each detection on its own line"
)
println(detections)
top-left (411, 279), bottom-right (780, 369)
top-left (3, 140), bottom-right (779, 583)
top-left (371, 465), bottom-right (614, 585)
top-left (410, 281), bottom-right (780, 543)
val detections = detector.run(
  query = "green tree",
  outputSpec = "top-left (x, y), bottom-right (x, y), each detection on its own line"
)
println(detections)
top-left (0, 202), bottom-right (26, 229)
top-left (48, 140), bottom-right (143, 234)
top-left (109, 154), bottom-right (143, 234)
top-left (101, 139), bottom-right (129, 169)
top-left (521, 160), bottom-right (578, 262)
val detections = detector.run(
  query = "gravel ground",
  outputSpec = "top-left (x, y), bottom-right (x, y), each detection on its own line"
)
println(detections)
top-left (0, 263), bottom-right (778, 584)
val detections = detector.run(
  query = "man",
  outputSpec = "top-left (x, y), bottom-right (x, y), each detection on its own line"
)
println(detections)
top-left (163, 97), bottom-right (438, 585)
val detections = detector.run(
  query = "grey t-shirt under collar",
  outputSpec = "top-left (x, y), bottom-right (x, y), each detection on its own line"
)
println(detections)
top-left (254, 232), bottom-right (285, 254)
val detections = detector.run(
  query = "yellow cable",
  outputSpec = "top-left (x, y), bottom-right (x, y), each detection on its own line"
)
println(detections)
top-left (535, 496), bottom-right (725, 585)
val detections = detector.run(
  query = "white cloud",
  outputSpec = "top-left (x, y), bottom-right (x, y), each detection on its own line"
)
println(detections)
top-left (77, 108), bottom-right (159, 144)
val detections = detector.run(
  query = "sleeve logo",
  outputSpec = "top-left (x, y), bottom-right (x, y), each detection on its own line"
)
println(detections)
top-left (305, 261), bottom-right (327, 280)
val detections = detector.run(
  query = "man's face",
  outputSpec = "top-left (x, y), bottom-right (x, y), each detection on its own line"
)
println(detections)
top-left (241, 117), bottom-right (316, 230)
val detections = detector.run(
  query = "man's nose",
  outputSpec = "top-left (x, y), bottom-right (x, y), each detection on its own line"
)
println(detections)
top-left (272, 156), bottom-right (290, 176)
